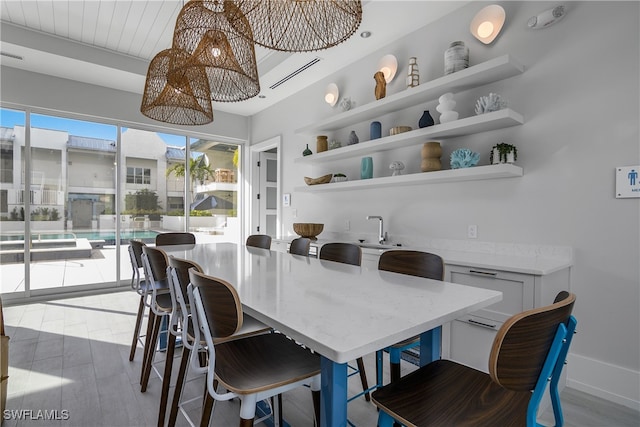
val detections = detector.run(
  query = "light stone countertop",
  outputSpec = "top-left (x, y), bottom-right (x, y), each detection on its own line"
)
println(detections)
top-left (275, 236), bottom-right (573, 276)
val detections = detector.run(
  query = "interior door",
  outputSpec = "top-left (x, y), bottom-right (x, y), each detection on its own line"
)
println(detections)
top-left (258, 151), bottom-right (277, 236)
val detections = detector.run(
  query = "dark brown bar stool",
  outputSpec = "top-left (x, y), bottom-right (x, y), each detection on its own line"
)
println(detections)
top-left (246, 234), bottom-right (271, 249)
top-left (289, 237), bottom-right (311, 256)
top-left (189, 269), bottom-right (321, 427)
top-left (318, 242), bottom-right (371, 401)
top-left (155, 232), bottom-right (195, 246)
top-left (377, 250), bottom-right (444, 384)
top-left (371, 292), bottom-right (577, 427)
top-left (139, 246), bottom-right (172, 392)
top-left (165, 257), bottom-right (272, 427)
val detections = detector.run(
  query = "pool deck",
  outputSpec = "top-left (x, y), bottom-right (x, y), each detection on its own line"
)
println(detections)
top-left (0, 238), bottom-right (93, 263)
top-left (0, 232), bottom-right (230, 295)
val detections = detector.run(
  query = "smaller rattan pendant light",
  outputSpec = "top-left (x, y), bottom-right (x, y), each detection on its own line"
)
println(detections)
top-left (229, 0), bottom-right (363, 52)
top-left (141, 48), bottom-right (214, 125)
top-left (172, 0), bottom-right (260, 102)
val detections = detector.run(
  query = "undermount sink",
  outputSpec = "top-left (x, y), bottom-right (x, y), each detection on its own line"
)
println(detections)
top-left (356, 243), bottom-right (401, 250)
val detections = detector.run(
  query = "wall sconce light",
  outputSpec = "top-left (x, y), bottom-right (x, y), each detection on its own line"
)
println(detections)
top-left (325, 83), bottom-right (339, 106)
top-left (378, 54), bottom-right (398, 83)
top-left (470, 4), bottom-right (506, 45)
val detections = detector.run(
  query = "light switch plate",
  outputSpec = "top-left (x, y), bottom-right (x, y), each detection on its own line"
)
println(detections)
top-left (283, 193), bottom-right (291, 206)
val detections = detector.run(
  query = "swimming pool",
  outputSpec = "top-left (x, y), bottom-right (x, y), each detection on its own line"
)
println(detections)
top-left (0, 230), bottom-right (159, 243)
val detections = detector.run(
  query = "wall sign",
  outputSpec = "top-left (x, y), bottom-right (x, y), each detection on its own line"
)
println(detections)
top-left (616, 166), bottom-right (640, 198)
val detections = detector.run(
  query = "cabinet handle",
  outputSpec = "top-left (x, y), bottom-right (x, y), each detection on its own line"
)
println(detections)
top-left (467, 318), bottom-right (497, 329)
top-left (468, 269), bottom-right (497, 277)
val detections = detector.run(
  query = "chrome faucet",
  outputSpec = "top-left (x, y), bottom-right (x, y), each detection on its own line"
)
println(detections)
top-left (366, 215), bottom-right (387, 244)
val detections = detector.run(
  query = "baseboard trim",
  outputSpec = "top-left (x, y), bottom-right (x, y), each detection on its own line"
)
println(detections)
top-left (567, 353), bottom-right (640, 411)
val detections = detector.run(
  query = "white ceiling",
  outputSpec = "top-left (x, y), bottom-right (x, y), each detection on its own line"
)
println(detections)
top-left (0, 1), bottom-right (468, 117)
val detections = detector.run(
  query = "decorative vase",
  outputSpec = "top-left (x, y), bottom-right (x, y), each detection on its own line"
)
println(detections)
top-left (370, 121), bottom-right (382, 140)
top-left (444, 41), bottom-right (469, 75)
top-left (316, 135), bottom-right (328, 153)
top-left (407, 57), bottom-right (419, 88)
top-left (348, 131), bottom-right (359, 145)
top-left (361, 157), bottom-right (373, 179)
top-left (421, 141), bottom-right (442, 172)
top-left (374, 71), bottom-right (386, 100)
top-left (302, 144), bottom-right (312, 156)
top-left (418, 111), bottom-right (435, 128)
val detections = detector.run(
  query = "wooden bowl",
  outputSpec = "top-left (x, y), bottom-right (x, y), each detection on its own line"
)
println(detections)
top-left (304, 174), bottom-right (333, 185)
top-left (293, 223), bottom-right (324, 240)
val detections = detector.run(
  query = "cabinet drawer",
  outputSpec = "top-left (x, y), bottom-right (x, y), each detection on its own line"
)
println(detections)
top-left (447, 265), bottom-right (534, 322)
top-left (449, 315), bottom-right (502, 373)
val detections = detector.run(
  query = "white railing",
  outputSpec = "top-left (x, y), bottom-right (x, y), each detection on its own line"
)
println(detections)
top-left (13, 189), bottom-right (65, 205)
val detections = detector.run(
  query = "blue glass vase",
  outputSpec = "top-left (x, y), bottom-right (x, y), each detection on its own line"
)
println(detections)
top-left (361, 157), bottom-right (373, 179)
top-left (370, 121), bottom-right (382, 140)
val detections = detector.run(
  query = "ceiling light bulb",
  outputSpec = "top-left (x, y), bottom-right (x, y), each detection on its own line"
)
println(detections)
top-left (477, 21), bottom-right (494, 38)
top-left (211, 47), bottom-right (221, 57)
top-left (325, 93), bottom-right (335, 104)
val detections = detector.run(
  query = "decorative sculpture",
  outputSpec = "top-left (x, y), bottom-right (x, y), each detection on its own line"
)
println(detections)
top-left (389, 161), bottom-right (405, 176)
top-left (374, 71), bottom-right (386, 100)
top-left (450, 148), bottom-right (480, 169)
top-left (436, 92), bottom-right (459, 123)
top-left (475, 93), bottom-right (507, 114)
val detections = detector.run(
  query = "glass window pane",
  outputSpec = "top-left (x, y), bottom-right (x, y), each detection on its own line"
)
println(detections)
top-left (0, 108), bottom-right (26, 294)
top-left (29, 113), bottom-right (117, 291)
top-left (188, 138), bottom-right (240, 243)
top-left (266, 187), bottom-right (277, 210)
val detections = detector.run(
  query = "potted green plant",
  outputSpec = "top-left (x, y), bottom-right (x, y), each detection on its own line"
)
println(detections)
top-left (333, 173), bottom-right (348, 182)
top-left (490, 142), bottom-right (517, 164)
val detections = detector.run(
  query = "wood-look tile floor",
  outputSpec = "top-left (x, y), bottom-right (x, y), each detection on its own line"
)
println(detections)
top-left (3, 291), bottom-right (639, 427)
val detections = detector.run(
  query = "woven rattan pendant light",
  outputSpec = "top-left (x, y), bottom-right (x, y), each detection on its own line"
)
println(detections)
top-left (172, 0), bottom-right (260, 102)
top-left (141, 48), bottom-right (214, 125)
top-left (230, 0), bottom-right (363, 52)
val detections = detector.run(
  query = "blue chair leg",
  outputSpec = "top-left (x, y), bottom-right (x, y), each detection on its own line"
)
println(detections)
top-left (376, 350), bottom-right (384, 387)
top-left (527, 323), bottom-right (568, 427)
top-left (378, 410), bottom-right (395, 427)
top-left (550, 316), bottom-right (578, 427)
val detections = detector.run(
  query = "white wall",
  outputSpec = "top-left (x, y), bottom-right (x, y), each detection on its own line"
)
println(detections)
top-left (250, 1), bottom-right (640, 408)
top-left (0, 67), bottom-right (249, 142)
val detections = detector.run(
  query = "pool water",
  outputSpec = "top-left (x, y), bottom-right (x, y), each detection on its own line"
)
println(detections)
top-left (1, 230), bottom-right (159, 243)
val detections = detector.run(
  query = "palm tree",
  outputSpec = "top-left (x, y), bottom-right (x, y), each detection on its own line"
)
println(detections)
top-left (166, 154), bottom-right (214, 201)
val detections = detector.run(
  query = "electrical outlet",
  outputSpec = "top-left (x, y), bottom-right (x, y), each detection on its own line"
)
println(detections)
top-left (344, 220), bottom-right (350, 231)
top-left (467, 224), bottom-right (478, 239)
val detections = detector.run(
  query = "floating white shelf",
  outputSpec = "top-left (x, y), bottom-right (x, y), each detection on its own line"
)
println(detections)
top-left (294, 54), bottom-right (524, 135)
top-left (294, 109), bottom-right (523, 164)
top-left (294, 164), bottom-right (523, 193)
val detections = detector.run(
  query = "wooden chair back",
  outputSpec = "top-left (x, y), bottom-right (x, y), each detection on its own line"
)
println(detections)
top-left (129, 239), bottom-right (146, 269)
top-left (142, 246), bottom-right (169, 282)
top-left (168, 256), bottom-right (203, 306)
top-left (319, 242), bottom-right (362, 266)
top-left (155, 232), bottom-right (196, 246)
top-left (128, 239), bottom-right (147, 291)
top-left (189, 269), bottom-right (243, 340)
top-left (489, 291), bottom-right (576, 391)
top-left (246, 234), bottom-right (272, 249)
top-left (378, 250), bottom-right (444, 280)
top-left (289, 237), bottom-right (311, 256)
